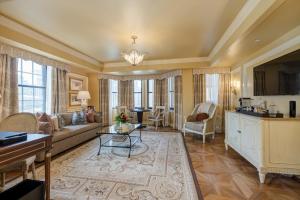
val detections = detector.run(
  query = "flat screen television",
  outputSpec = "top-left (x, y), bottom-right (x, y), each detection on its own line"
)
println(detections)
top-left (253, 49), bottom-right (300, 96)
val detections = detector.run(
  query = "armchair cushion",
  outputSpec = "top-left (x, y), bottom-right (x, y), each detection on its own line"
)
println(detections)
top-left (185, 122), bottom-right (204, 132)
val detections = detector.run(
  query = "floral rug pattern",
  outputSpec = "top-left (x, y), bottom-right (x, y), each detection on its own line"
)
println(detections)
top-left (15, 131), bottom-right (198, 199)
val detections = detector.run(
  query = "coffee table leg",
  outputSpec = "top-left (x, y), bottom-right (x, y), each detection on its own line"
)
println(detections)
top-left (97, 136), bottom-right (102, 155)
top-left (128, 135), bottom-right (132, 158)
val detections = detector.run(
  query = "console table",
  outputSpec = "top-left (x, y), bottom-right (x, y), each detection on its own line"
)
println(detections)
top-left (225, 111), bottom-right (300, 183)
top-left (0, 134), bottom-right (52, 200)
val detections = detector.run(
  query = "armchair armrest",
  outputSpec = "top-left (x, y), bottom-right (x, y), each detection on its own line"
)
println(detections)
top-left (203, 117), bottom-right (214, 133)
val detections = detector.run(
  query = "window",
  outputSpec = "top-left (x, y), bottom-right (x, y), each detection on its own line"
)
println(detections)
top-left (134, 80), bottom-right (142, 108)
top-left (110, 80), bottom-right (118, 108)
top-left (147, 79), bottom-right (154, 109)
top-left (18, 58), bottom-right (47, 113)
top-left (205, 74), bottom-right (219, 104)
top-left (168, 77), bottom-right (175, 110)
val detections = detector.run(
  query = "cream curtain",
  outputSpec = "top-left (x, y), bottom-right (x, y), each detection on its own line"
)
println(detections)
top-left (173, 76), bottom-right (183, 130)
top-left (161, 78), bottom-right (169, 126)
top-left (0, 54), bottom-right (18, 120)
top-left (52, 68), bottom-right (67, 114)
top-left (217, 73), bottom-right (231, 133)
top-left (118, 80), bottom-right (134, 109)
top-left (99, 79), bottom-right (109, 126)
top-left (193, 74), bottom-right (206, 106)
top-left (153, 79), bottom-right (162, 108)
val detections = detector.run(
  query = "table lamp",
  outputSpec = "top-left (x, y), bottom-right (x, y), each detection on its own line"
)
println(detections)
top-left (77, 91), bottom-right (91, 109)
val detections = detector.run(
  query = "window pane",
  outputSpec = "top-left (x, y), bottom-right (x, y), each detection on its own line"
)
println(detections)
top-left (134, 80), bottom-right (142, 92)
top-left (17, 58), bottom-right (22, 72)
top-left (148, 93), bottom-right (153, 108)
top-left (206, 74), bottom-right (219, 104)
top-left (22, 60), bottom-right (32, 73)
top-left (33, 74), bottom-right (44, 86)
top-left (23, 100), bottom-right (34, 113)
top-left (148, 79), bottom-right (154, 92)
top-left (34, 101), bottom-right (44, 113)
top-left (23, 87), bottom-right (33, 100)
top-left (33, 63), bottom-right (43, 75)
top-left (111, 80), bottom-right (118, 92)
top-left (34, 88), bottom-right (45, 101)
top-left (18, 72), bottom-right (22, 85)
top-left (22, 73), bottom-right (33, 85)
top-left (134, 93), bottom-right (142, 108)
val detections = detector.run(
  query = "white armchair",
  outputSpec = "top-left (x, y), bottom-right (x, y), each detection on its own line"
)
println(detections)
top-left (183, 102), bottom-right (217, 143)
top-left (148, 106), bottom-right (166, 131)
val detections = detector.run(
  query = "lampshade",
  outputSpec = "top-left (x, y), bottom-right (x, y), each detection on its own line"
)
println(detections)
top-left (77, 91), bottom-right (91, 100)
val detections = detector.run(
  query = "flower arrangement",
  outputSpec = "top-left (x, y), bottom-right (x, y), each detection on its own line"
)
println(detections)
top-left (115, 112), bottom-right (128, 124)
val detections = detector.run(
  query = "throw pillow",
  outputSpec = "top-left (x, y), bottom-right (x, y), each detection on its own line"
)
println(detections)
top-left (72, 111), bottom-right (87, 125)
top-left (186, 115), bottom-right (197, 122)
top-left (94, 112), bottom-right (102, 123)
top-left (38, 122), bottom-right (53, 135)
top-left (86, 110), bottom-right (95, 123)
top-left (56, 114), bottom-right (65, 130)
top-left (195, 113), bottom-right (209, 121)
top-left (51, 116), bottom-right (59, 131)
top-left (38, 113), bottom-right (54, 133)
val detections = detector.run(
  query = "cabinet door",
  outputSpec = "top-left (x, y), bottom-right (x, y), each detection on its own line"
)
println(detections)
top-left (227, 113), bottom-right (241, 151)
top-left (240, 116), bottom-right (261, 166)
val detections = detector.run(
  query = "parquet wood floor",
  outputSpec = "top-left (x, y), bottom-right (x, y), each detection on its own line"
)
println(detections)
top-left (184, 133), bottom-right (300, 200)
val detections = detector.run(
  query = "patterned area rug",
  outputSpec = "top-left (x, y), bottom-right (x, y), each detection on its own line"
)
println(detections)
top-left (11, 131), bottom-right (199, 199)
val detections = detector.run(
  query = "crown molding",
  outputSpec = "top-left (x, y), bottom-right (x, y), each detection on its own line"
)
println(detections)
top-left (104, 57), bottom-right (209, 68)
top-left (0, 14), bottom-right (102, 70)
top-left (209, 0), bottom-right (286, 66)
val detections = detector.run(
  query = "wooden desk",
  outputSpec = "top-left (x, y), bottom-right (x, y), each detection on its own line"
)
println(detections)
top-left (0, 134), bottom-right (52, 200)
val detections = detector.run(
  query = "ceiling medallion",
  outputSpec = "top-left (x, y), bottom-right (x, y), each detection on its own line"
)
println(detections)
top-left (122, 35), bottom-right (145, 66)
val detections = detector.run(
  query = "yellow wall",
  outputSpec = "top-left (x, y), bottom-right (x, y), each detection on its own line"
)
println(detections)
top-left (88, 73), bottom-right (100, 111)
top-left (181, 69), bottom-right (194, 121)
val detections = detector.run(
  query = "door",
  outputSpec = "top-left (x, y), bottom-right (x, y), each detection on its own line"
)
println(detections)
top-left (240, 116), bottom-right (261, 166)
top-left (227, 112), bottom-right (241, 151)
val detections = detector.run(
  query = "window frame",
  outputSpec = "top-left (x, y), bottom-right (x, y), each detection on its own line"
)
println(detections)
top-left (133, 80), bottom-right (142, 108)
top-left (147, 79), bottom-right (154, 109)
top-left (18, 58), bottom-right (47, 113)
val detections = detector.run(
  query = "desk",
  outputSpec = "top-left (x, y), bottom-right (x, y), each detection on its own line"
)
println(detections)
top-left (0, 134), bottom-right (52, 200)
top-left (130, 109), bottom-right (150, 124)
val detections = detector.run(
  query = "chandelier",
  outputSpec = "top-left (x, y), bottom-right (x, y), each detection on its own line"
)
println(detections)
top-left (122, 35), bottom-right (145, 66)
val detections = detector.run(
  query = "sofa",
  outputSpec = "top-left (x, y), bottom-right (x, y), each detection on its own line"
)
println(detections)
top-left (36, 112), bottom-right (102, 161)
top-left (183, 102), bottom-right (217, 143)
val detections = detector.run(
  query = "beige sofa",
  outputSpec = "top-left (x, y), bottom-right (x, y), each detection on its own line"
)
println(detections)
top-left (36, 112), bottom-right (102, 161)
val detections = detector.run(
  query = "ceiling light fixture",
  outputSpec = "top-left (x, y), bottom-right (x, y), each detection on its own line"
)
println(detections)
top-left (122, 35), bottom-right (145, 66)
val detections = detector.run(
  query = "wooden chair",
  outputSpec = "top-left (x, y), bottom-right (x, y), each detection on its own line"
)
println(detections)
top-left (0, 113), bottom-right (38, 191)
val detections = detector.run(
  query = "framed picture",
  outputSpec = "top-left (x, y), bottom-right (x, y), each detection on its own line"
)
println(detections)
top-left (70, 78), bottom-right (83, 91)
top-left (69, 93), bottom-right (81, 106)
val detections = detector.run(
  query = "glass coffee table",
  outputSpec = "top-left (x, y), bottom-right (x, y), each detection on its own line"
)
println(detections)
top-left (96, 123), bottom-right (142, 158)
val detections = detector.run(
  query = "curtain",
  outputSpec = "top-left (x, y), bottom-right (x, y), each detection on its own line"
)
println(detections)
top-left (0, 55), bottom-right (18, 120)
top-left (51, 68), bottom-right (67, 114)
top-left (173, 76), bottom-right (183, 130)
top-left (118, 80), bottom-right (134, 109)
top-left (153, 79), bottom-right (162, 108)
top-left (217, 73), bottom-right (231, 133)
top-left (193, 74), bottom-right (206, 106)
top-left (99, 79), bottom-right (109, 126)
top-left (161, 78), bottom-right (169, 126)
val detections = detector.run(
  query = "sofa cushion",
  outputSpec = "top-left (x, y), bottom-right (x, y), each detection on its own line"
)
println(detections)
top-left (52, 123), bottom-right (100, 142)
top-left (60, 113), bottom-right (73, 126)
top-left (185, 122), bottom-right (204, 132)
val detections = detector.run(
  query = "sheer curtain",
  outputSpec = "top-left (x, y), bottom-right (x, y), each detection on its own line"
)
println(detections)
top-left (218, 73), bottom-right (231, 133)
top-left (0, 54), bottom-right (18, 120)
top-left (205, 74), bottom-right (219, 105)
top-left (173, 76), bottom-right (183, 130)
top-left (99, 79), bottom-right (109, 126)
top-left (118, 80), bottom-right (134, 109)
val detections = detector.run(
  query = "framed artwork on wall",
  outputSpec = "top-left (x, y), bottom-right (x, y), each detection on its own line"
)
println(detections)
top-left (69, 93), bottom-right (81, 106)
top-left (70, 78), bottom-right (83, 91)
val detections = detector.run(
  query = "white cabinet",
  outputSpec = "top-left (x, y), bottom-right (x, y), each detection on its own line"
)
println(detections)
top-left (225, 111), bottom-right (300, 183)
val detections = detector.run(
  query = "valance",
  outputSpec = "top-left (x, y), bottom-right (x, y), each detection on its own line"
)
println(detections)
top-left (0, 42), bottom-right (70, 71)
top-left (193, 67), bottom-right (230, 74)
top-left (98, 70), bottom-right (182, 80)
